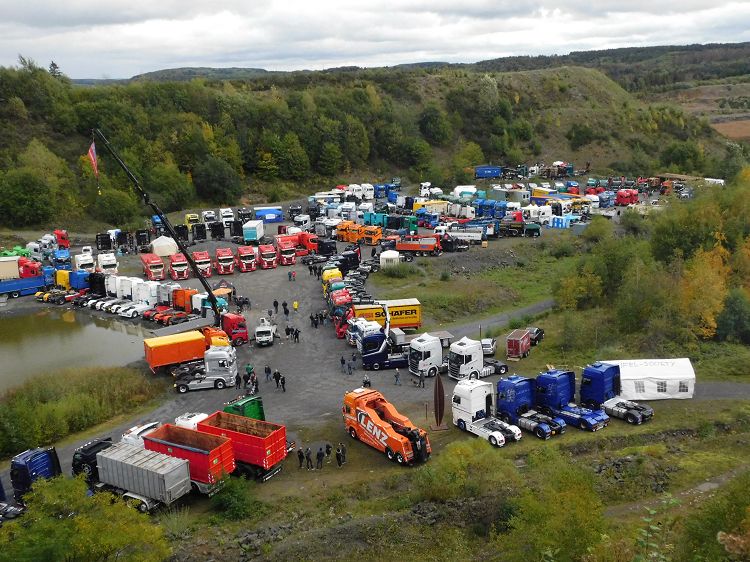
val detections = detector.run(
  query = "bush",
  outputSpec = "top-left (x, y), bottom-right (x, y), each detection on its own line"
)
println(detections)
top-left (210, 477), bottom-right (266, 520)
top-left (440, 271), bottom-right (450, 281)
top-left (0, 168), bottom-right (55, 226)
top-left (379, 263), bottom-right (421, 279)
top-left (0, 368), bottom-right (166, 459)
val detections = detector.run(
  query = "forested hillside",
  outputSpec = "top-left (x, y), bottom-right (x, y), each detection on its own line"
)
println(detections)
top-left (0, 56), bottom-right (740, 229)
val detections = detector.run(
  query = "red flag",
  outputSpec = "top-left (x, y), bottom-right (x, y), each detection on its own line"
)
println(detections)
top-left (88, 142), bottom-right (99, 177)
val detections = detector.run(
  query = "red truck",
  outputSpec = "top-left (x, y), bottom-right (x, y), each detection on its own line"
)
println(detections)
top-left (258, 244), bottom-right (277, 269)
top-left (143, 424), bottom-right (235, 495)
top-left (214, 248), bottom-right (235, 275)
top-left (196, 411), bottom-right (288, 481)
top-left (506, 328), bottom-right (531, 360)
top-left (140, 253), bottom-right (166, 281)
top-left (298, 232), bottom-right (319, 254)
top-left (54, 229), bottom-right (70, 249)
top-left (275, 237), bottom-right (297, 266)
top-left (169, 253), bottom-right (189, 280)
top-left (616, 189), bottom-right (639, 206)
top-left (191, 250), bottom-right (213, 277)
top-left (235, 246), bottom-right (257, 272)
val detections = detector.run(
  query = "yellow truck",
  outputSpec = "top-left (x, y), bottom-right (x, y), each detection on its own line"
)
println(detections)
top-left (353, 299), bottom-right (422, 330)
top-left (184, 213), bottom-right (200, 227)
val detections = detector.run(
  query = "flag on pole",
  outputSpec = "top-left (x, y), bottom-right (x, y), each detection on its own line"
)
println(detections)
top-left (87, 142), bottom-right (99, 178)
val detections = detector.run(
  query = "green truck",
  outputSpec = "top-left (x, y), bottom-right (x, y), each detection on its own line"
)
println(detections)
top-left (223, 395), bottom-right (266, 420)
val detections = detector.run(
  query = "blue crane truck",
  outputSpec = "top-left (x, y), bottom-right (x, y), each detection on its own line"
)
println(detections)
top-left (496, 376), bottom-right (567, 439)
top-left (534, 370), bottom-right (610, 431)
top-left (0, 266), bottom-right (55, 299)
top-left (10, 447), bottom-right (63, 503)
top-left (579, 362), bottom-right (654, 425)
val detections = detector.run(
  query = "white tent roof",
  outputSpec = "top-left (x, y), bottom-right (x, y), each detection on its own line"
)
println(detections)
top-left (150, 236), bottom-right (178, 257)
top-left (602, 358), bottom-right (695, 400)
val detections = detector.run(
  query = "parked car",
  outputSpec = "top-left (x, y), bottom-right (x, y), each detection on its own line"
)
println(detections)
top-left (527, 326), bottom-right (545, 346)
top-left (481, 338), bottom-right (498, 356)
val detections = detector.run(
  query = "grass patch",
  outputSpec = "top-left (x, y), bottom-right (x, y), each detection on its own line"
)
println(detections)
top-left (378, 263), bottom-right (422, 279)
top-left (210, 476), bottom-right (267, 521)
top-left (0, 367), bottom-right (168, 459)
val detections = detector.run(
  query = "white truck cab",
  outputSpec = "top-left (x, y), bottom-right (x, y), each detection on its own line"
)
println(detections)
top-left (452, 379), bottom-right (522, 446)
top-left (220, 208), bottom-right (235, 227)
top-left (408, 333), bottom-right (445, 378)
top-left (448, 337), bottom-right (494, 380)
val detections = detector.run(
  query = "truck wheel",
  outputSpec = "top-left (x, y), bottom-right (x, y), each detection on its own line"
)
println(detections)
top-left (177, 384), bottom-right (189, 394)
top-left (498, 365), bottom-right (508, 375)
top-left (427, 367), bottom-right (437, 378)
top-left (372, 363), bottom-right (380, 371)
top-left (81, 464), bottom-right (93, 476)
top-left (534, 427), bottom-right (546, 439)
top-left (9, 291), bottom-right (20, 298)
top-left (457, 420), bottom-right (467, 432)
top-left (386, 448), bottom-right (395, 461)
top-left (215, 380), bottom-right (226, 390)
top-left (625, 413), bottom-right (638, 425)
top-left (348, 427), bottom-right (358, 440)
top-left (55, 297), bottom-right (65, 305)
top-left (137, 501), bottom-right (149, 514)
top-left (489, 436), bottom-right (499, 447)
top-left (395, 453), bottom-right (405, 465)
top-left (404, 255), bottom-right (413, 262)
top-left (232, 337), bottom-right (245, 346)
top-left (470, 371), bottom-right (479, 380)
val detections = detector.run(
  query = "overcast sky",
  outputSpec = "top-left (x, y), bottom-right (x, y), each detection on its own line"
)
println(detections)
top-left (1, 1), bottom-right (749, 78)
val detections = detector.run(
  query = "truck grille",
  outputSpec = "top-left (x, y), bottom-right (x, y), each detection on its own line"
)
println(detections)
top-left (408, 357), bottom-right (419, 373)
top-left (449, 363), bottom-right (459, 377)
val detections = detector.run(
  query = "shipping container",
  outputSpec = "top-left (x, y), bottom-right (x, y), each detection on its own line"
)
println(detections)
top-left (0, 256), bottom-right (20, 281)
top-left (143, 424), bottom-right (234, 494)
top-left (197, 411), bottom-right (287, 480)
top-left (96, 442), bottom-right (191, 509)
top-left (506, 329), bottom-right (531, 360)
top-left (143, 331), bottom-right (206, 372)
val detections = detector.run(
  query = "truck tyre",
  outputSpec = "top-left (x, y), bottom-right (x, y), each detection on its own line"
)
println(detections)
top-left (176, 384), bottom-right (189, 394)
top-left (404, 255), bottom-right (413, 262)
top-left (81, 463), bottom-right (93, 476)
top-left (457, 420), bottom-right (467, 432)
top-left (386, 448), bottom-right (395, 461)
top-left (215, 380), bottom-right (226, 390)
top-left (498, 365), bottom-right (508, 375)
top-left (489, 436), bottom-right (499, 447)
top-left (232, 337), bottom-right (245, 347)
top-left (372, 363), bottom-right (380, 371)
top-left (348, 427), bottom-right (358, 440)
top-left (470, 371), bottom-right (479, 380)
top-left (534, 427), bottom-right (546, 439)
top-left (137, 501), bottom-right (149, 514)
top-left (395, 453), bottom-right (405, 465)
top-left (625, 413), bottom-right (638, 425)
top-left (427, 367), bottom-right (437, 378)
top-left (9, 291), bottom-right (20, 298)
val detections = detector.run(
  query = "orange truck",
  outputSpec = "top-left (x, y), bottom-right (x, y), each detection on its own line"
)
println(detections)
top-left (342, 388), bottom-right (431, 465)
top-left (362, 226), bottom-right (382, 246)
top-left (143, 329), bottom-right (226, 373)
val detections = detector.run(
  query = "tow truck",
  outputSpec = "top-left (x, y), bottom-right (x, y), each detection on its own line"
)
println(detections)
top-left (343, 388), bottom-right (430, 465)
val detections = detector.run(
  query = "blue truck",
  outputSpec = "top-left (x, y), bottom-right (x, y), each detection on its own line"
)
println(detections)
top-left (496, 376), bottom-right (567, 439)
top-left (534, 370), bottom-right (610, 431)
top-left (51, 248), bottom-right (72, 270)
top-left (475, 165), bottom-right (503, 179)
top-left (579, 362), bottom-right (654, 425)
top-left (358, 331), bottom-right (409, 371)
top-left (10, 447), bottom-right (63, 503)
top-left (0, 266), bottom-right (55, 299)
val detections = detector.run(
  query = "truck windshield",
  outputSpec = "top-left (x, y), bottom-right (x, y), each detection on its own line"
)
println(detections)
top-left (172, 263), bottom-right (187, 270)
top-left (256, 329), bottom-right (271, 337)
top-left (261, 252), bottom-right (276, 260)
top-left (409, 348), bottom-right (424, 361)
top-left (241, 256), bottom-right (255, 264)
top-left (281, 249), bottom-right (295, 257)
top-left (448, 351), bottom-right (467, 364)
top-left (150, 264), bottom-right (164, 273)
top-left (195, 259), bottom-right (210, 267)
top-left (101, 263), bottom-right (116, 271)
top-left (218, 257), bottom-right (233, 265)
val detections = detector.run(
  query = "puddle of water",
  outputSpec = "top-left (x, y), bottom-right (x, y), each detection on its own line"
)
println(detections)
top-left (0, 308), bottom-right (148, 393)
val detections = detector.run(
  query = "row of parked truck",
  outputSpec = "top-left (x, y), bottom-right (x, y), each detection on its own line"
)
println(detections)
top-left (2, 395), bottom-right (289, 516)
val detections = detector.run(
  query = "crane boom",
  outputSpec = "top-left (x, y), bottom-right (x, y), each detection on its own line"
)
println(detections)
top-left (91, 128), bottom-right (222, 326)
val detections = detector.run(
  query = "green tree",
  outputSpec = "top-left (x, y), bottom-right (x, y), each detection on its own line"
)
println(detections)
top-left (317, 141), bottom-right (343, 176)
top-left (419, 104), bottom-right (453, 146)
top-left (0, 168), bottom-right (55, 226)
top-left (93, 188), bottom-right (139, 225)
top-left (144, 162), bottom-right (195, 212)
top-left (0, 476), bottom-right (170, 562)
top-left (716, 288), bottom-right (750, 343)
top-left (192, 156), bottom-right (243, 203)
top-left (278, 132), bottom-right (310, 180)
top-left (342, 115), bottom-right (370, 167)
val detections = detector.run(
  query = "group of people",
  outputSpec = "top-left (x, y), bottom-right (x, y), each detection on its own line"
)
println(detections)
top-left (340, 353), bottom-right (358, 376)
top-left (236, 364), bottom-right (259, 393)
top-left (287, 270), bottom-right (297, 282)
top-left (298, 442), bottom-right (347, 469)
top-left (309, 310), bottom-right (328, 329)
top-left (284, 325), bottom-right (301, 342)
top-left (269, 299), bottom-right (299, 321)
top-left (309, 265), bottom-right (325, 279)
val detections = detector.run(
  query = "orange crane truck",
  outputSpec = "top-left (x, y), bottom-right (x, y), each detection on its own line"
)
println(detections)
top-left (342, 388), bottom-right (430, 465)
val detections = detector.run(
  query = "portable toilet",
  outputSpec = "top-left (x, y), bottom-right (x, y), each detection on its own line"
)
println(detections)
top-left (379, 250), bottom-right (400, 268)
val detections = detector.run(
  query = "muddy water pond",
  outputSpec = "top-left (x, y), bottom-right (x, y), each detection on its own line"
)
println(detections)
top-left (0, 308), bottom-right (147, 393)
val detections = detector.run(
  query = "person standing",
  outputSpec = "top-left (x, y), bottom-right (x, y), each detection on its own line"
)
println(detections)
top-left (347, 361), bottom-right (353, 376)
top-left (325, 443), bottom-right (332, 463)
top-left (293, 300), bottom-right (299, 313)
top-left (339, 442), bottom-right (347, 464)
top-left (292, 271), bottom-right (296, 282)
top-left (267, 308), bottom-right (273, 319)
top-left (273, 300), bottom-right (279, 314)
top-left (273, 369), bottom-right (281, 389)
top-left (335, 447), bottom-right (343, 468)
top-left (234, 372), bottom-right (242, 389)
top-left (340, 356), bottom-right (346, 373)
top-left (308, 264), bottom-right (314, 276)
top-left (418, 371), bottom-right (425, 388)
top-left (394, 368), bottom-right (401, 385)
top-left (242, 370), bottom-right (251, 389)
top-left (310, 313), bottom-right (315, 327)
top-left (297, 448), bottom-right (304, 469)
top-left (265, 364), bottom-right (272, 382)
top-left (294, 328), bottom-right (301, 343)
top-left (284, 307), bottom-right (290, 321)
top-left (287, 271), bottom-right (292, 282)
top-left (313, 317), bottom-right (319, 329)
top-left (280, 375), bottom-right (286, 392)
top-left (351, 352), bottom-right (357, 369)
top-left (305, 447), bottom-right (313, 470)
top-left (282, 300), bottom-right (288, 311)
top-left (285, 325), bottom-right (291, 340)
top-left (316, 448), bottom-right (324, 470)
top-left (250, 372), bottom-right (258, 394)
